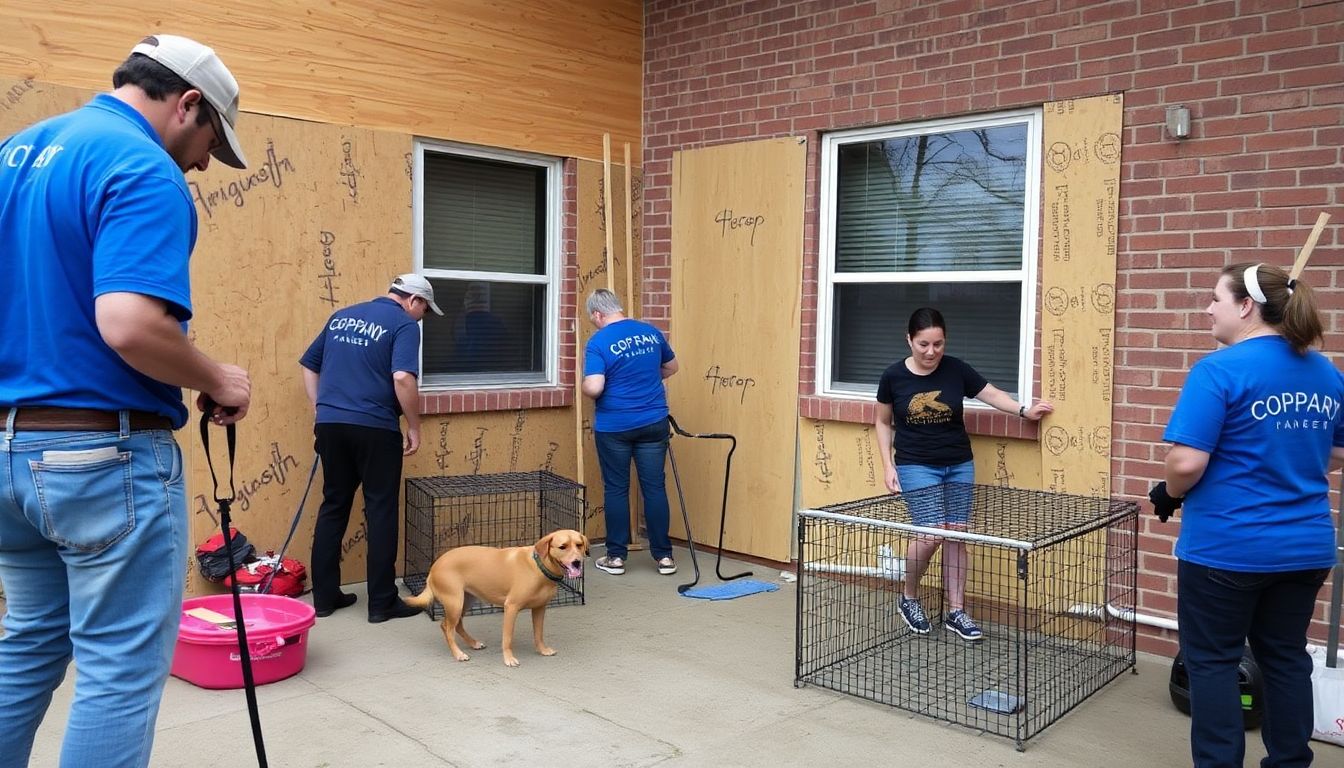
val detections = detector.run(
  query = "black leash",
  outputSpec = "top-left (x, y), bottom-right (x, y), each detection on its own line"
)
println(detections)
top-left (258, 453), bottom-right (320, 595)
top-left (199, 403), bottom-right (269, 767)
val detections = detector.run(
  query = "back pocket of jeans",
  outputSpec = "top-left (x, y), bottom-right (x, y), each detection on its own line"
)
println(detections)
top-left (30, 449), bottom-right (135, 552)
top-left (1205, 567), bottom-right (1271, 590)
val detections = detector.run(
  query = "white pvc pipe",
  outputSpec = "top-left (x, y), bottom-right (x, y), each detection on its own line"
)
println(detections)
top-left (1106, 602), bottom-right (1180, 632)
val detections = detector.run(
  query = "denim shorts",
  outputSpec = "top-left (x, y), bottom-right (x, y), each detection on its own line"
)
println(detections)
top-left (896, 460), bottom-right (974, 526)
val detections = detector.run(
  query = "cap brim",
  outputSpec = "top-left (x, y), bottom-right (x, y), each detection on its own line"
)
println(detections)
top-left (428, 299), bottom-right (444, 316)
top-left (212, 119), bottom-right (247, 169)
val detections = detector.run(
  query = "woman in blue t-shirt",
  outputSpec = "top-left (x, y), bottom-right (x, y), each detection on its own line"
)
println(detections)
top-left (874, 308), bottom-right (1053, 641)
top-left (1156, 262), bottom-right (1344, 768)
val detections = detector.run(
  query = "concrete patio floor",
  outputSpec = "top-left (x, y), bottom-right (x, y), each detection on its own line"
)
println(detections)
top-left (20, 547), bottom-right (1296, 768)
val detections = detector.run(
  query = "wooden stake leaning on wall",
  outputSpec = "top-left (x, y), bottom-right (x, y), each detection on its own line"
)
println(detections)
top-left (573, 312), bottom-right (585, 489)
top-left (602, 133), bottom-right (642, 550)
top-left (624, 142), bottom-right (635, 316)
top-left (1288, 212), bottom-right (1331, 282)
top-left (603, 133), bottom-right (615, 289)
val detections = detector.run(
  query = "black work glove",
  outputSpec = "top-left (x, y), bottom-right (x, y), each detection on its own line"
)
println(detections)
top-left (1148, 481), bottom-right (1184, 522)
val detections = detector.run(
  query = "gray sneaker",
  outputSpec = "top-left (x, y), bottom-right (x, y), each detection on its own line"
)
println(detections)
top-left (595, 556), bottom-right (625, 575)
top-left (899, 596), bottom-right (931, 634)
top-left (656, 557), bottom-right (677, 575)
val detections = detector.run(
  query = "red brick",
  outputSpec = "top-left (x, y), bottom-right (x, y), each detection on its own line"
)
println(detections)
top-left (1300, 166), bottom-right (1344, 187)
top-left (1273, 107), bottom-right (1344, 130)
top-left (1261, 187), bottom-right (1332, 208)
top-left (979, 21), bottom-right (1028, 43)
top-left (1163, 175), bottom-right (1228, 194)
top-left (1228, 169), bottom-right (1298, 190)
top-left (1197, 16), bottom-right (1265, 41)
top-left (1128, 271), bottom-right (1191, 290)
top-left (1241, 91), bottom-right (1311, 114)
top-left (1247, 28), bottom-right (1318, 53)
top-left (1134, 64), bottom-right (1196, 89)
top-left (1192, 229), bottom-right (1257, 249)
top-left (1181, 38), bottom-right (1246, 63)
top-left (1202, 153), bottom-right (1266, 173)
top-left (1190, 191), bottom-right (1259, 211)
top-left (1284, 65), bottom-right (1344, 89)
top-left (1266, 147), bottom-right (1338, 169)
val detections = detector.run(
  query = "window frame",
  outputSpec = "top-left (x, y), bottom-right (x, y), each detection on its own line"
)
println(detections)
top-left (412, 138), bottom-right (564, 391)
top-left (815, 108), bottom-right (1043, 407)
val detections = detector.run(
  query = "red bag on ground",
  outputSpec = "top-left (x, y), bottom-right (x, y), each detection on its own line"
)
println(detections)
top-left (223, 553), bottom-right (308, 597)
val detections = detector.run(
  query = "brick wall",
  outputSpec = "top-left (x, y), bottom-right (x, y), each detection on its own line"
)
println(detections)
top-left (643, 0), bottom-right (1343, 656)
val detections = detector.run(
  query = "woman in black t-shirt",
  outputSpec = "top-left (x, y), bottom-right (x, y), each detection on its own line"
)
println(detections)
top-left (874, 308), bottom-right (1053, 640)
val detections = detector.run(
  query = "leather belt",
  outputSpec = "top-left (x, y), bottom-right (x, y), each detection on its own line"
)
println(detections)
top-left (3, 407), bottom-right (174, 432)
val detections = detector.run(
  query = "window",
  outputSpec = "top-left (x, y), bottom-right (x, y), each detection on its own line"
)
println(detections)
top-left (414, 141), bottom-right (563, 389)
top-left (817, 109), bottom-right (1042, 403)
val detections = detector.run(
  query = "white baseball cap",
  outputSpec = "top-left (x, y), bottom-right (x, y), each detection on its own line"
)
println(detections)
top-left (130, 34), bottom-right (247, 169)
top-left (390, 274), bottom-right (444, 316)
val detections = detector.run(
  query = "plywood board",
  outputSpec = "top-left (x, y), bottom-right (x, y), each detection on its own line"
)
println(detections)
top-left (670, 138), bottom-right (806, 562)
top-left (182, 110), bottom-right (414, 595)
top-left (575, 158), bottom-right (642, 540)
top-left (1039, 94), bottom-right (1123, 497)
top-left (0, 0), bottom-right (640, 162)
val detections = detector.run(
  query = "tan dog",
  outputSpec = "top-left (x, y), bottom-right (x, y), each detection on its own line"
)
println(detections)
top-left (404, 529), bottom-right (588, 667)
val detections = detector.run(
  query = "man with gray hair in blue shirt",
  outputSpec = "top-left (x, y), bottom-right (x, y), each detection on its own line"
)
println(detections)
top-left (582, 288), bottom-right (680, 576)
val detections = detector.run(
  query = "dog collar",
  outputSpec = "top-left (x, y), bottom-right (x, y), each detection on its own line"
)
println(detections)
top-left (532, 552), bottom-right (565, 582)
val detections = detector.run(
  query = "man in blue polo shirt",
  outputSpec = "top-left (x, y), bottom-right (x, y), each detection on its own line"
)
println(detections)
top-left (582, 288), bottom-right (680, 576)
top-left (301, 274), bottom-right (442, 622)
top-left (0, 35), bottom-right (252, 767)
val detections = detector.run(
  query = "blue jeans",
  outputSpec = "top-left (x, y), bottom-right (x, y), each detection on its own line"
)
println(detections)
top-left (0, 416), bottom-right (186, 768)
top-left (594, 418), bottom-right (672, 560)
top-left (896, 461), bottom-right (974, 526)
top-left (1177, 560), bottom-right (1329, 768)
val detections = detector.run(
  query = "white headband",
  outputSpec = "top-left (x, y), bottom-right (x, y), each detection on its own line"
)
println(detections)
top-left (1243, 264), bottom-right (1267, 304)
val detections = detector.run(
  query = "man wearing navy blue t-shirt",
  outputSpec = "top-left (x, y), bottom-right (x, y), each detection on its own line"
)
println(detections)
top-left (582, 289), bottom-right (680, 576)
top-left (0, 35), bottom-right (252, 767)
top-left (301, 274), bottom-right (442, 623)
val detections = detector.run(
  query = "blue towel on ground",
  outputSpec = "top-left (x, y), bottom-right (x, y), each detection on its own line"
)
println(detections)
top-left (680, 579), bottom-right (779, 600)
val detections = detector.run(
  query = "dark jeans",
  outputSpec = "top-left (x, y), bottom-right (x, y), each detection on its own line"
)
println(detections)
top-left (594, 417), bottom-right (672, 560)
top-left (1177, 559), bottom-right (1330, 768)
top-left (311, 423), bottom-right (404, 614)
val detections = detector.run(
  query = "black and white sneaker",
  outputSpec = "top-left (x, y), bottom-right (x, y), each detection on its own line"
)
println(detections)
top-left (899, 596), bottom-right (931, 634)
top-left (945, 609), bottom-right (984, 641)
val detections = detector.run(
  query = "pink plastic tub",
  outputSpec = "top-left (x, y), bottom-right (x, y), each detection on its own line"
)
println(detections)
top-left (171, 593), bottom-right (316, 689)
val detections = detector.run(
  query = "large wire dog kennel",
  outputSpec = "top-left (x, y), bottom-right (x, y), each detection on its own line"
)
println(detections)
top-left (795, 484), bottom-right (1138, 749)
top-left (403, 471), bottom-right (586, 620)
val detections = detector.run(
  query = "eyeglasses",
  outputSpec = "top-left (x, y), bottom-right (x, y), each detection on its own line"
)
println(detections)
top-left (200, 101), bottom-right (224, 153)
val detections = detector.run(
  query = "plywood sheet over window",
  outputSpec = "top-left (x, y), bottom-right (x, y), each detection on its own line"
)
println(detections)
top-left (669, 138), bottom-right (806, 562)
top-left (1039, 95), bottom-right (1123, 496)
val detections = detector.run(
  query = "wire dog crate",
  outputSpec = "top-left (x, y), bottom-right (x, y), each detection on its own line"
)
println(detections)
top-left (795, 484), bottom-right (1138, 749)
top-left (404, 471), bottom-right (586, 620)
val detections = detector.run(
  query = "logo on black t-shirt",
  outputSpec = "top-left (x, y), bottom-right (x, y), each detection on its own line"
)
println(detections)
top-left (907, 390), bottom-right (952, 425)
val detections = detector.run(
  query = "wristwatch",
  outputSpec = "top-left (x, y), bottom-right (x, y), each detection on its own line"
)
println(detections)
top-left (1018, 404), bottom-right (1027, 418)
